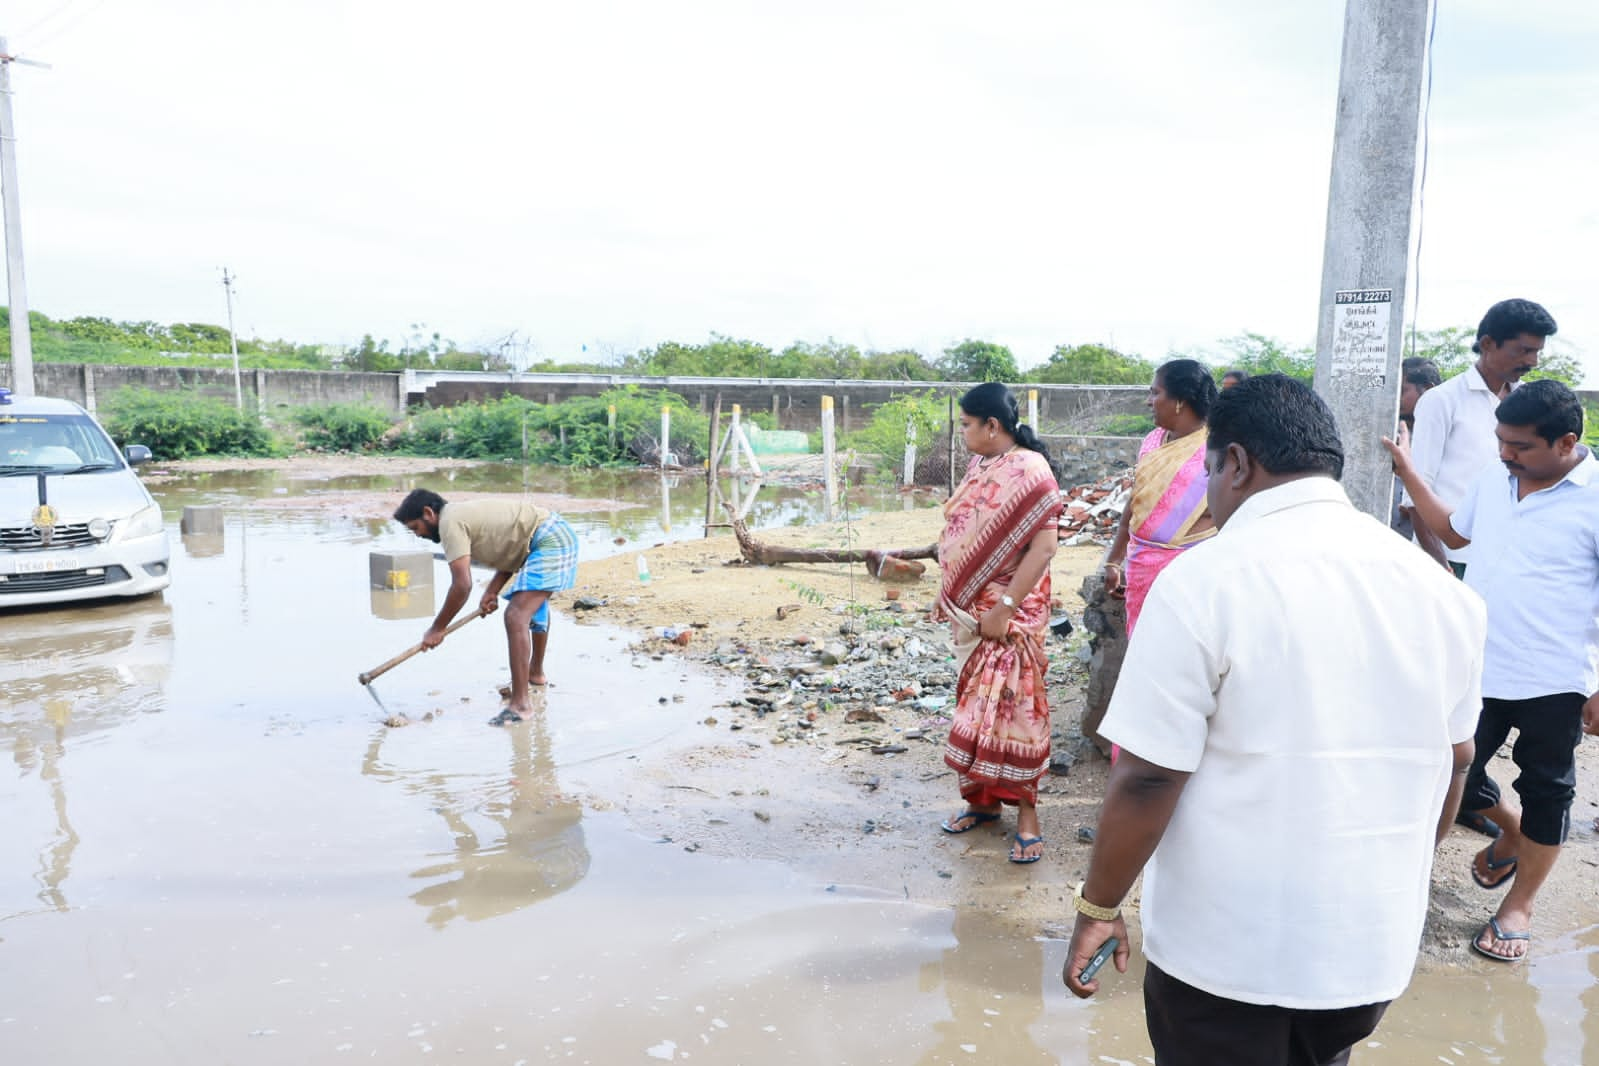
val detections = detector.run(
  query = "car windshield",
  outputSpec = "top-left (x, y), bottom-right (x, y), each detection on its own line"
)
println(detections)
top-left (0, 413), bottom-right (125, 474)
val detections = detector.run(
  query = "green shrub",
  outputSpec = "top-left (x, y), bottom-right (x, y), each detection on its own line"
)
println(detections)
top-left (1099, 413), bottom-right (1156, 437)
top-left (392, 387), bottom-right (710, 467)
top-left (289, 403), bottom-right (394, 452)
top-left (101, 386), bottom-right (280, 459)
top-left (842, 392), bottom-right (953, 469)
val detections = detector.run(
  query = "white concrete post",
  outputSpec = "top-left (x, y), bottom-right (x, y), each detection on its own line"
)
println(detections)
top-left (821, 395), bottom-right (837, 521)
top-left (903, 420), bottom-right (917, 486)
top-left (0, 40), bottom-right (37, 397)
top-left (660, 405), bottom-right (671, 468)
top-left (1312, 0), bottom-right (1428, 519)
top-left (222, 268), bottom-right (242, 410)
top-left (1028, 389), bottom-right (1039, 431)
top-left (728, 404), bottom-right (742, 475)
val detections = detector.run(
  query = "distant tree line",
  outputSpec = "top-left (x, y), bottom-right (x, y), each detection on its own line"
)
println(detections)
top-left (1, 307), bottom-right (1584, 387)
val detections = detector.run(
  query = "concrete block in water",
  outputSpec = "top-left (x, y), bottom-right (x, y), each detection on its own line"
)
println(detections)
top-left (180, 505), bottom-right (224, 535)
top-left (369, 550), bottom-right (435, 590)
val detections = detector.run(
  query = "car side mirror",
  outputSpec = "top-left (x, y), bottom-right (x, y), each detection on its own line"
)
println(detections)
top-left (124, 444), bottom-right (153, 465)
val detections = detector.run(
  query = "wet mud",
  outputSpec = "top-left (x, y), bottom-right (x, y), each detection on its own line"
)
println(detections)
top-left (1, 461), bottom-right (1595, 1064)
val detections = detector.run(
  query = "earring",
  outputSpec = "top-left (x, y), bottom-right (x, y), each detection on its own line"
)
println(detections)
top-left (1176, 403), bottom-right (1183, 413)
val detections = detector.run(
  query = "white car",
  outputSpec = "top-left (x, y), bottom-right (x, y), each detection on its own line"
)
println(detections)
top-left (0, 388), bottom-right (172, 607)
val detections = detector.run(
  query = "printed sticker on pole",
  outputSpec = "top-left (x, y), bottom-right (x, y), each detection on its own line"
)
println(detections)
top-left (1330, 288), bottom-right (1392, 386)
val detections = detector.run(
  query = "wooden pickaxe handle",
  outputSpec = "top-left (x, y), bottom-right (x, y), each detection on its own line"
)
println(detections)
top-left (358, 606), bottom-right (489, 686)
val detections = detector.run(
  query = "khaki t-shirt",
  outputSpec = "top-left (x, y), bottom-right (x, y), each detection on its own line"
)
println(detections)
top-left (438, 498), bottom-right (551, 574)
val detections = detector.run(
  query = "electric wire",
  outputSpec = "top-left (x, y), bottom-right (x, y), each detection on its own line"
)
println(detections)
top-left (16, 0), bottom-right (80, 43)
top-left (1407, 0), bottom-right (1440, 359)
top-left (24, 0), bottom-right (109, 53)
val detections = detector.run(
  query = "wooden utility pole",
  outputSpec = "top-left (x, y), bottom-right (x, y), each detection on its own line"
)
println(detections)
top-left (1312, 0), bottom-right (1429, 518)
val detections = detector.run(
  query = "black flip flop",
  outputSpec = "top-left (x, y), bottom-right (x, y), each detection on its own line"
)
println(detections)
top-left (1455, 809), bottom-right (1503, 839)
top-left (1471, 842), bottom-right (1518, 889)
top-left (487, 708), bottom-right (528, 727)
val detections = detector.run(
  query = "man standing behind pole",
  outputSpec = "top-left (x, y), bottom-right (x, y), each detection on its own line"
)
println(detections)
top-left (1062, 376), bottom-right (1485, 1066)
top-left (393, 488), bottom-right (579, 726)
top-left (1404, 298), bottom-right (1557, 576)
top-left (1387, 380), bottom-right (1599, 963)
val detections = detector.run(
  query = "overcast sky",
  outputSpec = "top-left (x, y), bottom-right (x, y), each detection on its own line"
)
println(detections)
top-left (4, 1), bottom-right (1597, 376)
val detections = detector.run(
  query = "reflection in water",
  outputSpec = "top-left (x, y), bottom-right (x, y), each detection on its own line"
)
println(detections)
top-left (1585, 924), bottom-right (1599, 1064)
top-left (0, 597), bottom-right (175, 711)
top-left (180, 532), bottom-right (226, 558)
top-left (368, 586), bottom-right (435, 620)
top-left (8, 701), bottom-right (79, 913)
top-left (361, 701), bottom-right (588, 927)
top-left (1, 598), bottom-right (174, 916)
top-left (917, 909), bottom-right (1056, 1066)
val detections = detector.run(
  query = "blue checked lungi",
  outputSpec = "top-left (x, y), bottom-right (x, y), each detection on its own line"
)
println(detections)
top-left (504, 514), bottom-right (579, 632)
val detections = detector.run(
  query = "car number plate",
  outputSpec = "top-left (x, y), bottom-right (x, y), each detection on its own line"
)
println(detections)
top-left (14, 556), bottom-right (80, 574)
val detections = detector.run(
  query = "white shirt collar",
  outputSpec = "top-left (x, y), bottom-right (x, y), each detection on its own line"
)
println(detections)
top-left (1506, 445), bottom-right (1599, 491)
top-left (1222, 475), bottom-right (1350, 533)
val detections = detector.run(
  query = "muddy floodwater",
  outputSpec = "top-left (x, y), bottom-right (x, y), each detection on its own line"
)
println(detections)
top-left (3, 465), bottom-right (1597, 1064)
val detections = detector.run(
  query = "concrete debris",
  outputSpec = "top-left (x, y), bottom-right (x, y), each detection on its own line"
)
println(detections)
top-left (1056, 473), bottom-right (1134, 545)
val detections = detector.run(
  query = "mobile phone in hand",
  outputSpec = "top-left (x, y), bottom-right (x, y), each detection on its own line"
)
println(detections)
top-left (1078, 937), bottom-right (1119, 983)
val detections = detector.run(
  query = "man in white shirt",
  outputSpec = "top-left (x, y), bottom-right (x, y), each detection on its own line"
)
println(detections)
top-left (1063, 375), bottom-right (1485, 1066)
top-left (1404, 298), bottom-right (1557, 576)
top-left (1388, 379), bottom-right (1599, 963)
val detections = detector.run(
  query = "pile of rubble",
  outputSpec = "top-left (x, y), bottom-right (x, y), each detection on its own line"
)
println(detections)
top-left (1057, 473), bottom-right (1133, 546)
top-left (632, 596), bottom-right (1087, 772)
top-left (634, 602), bottom-right (957, 756)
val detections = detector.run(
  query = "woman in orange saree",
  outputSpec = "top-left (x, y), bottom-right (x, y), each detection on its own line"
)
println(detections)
top-left (935, 384), bottom-right (1063, 865)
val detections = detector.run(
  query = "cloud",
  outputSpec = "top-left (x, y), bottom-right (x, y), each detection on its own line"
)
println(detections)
top-left (5, 0), bottom-right (1596, 379)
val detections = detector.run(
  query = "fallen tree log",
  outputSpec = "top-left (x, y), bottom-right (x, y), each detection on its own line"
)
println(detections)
top-left (727, 506), bottom-right (936, 573)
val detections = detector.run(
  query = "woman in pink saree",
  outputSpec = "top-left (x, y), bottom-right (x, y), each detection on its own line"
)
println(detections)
top-left (1103, 359), bottom-right (1219, 633)
top-left (935, 384), bottom-right (1063, 864)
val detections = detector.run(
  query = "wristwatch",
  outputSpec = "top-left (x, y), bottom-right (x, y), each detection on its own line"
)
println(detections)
top-left (1000, 594), bottom-right (1017, 609)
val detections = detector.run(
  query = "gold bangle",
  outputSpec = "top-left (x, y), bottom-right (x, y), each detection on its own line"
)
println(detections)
top-left (1073, 881), bottom-right (1121, 921)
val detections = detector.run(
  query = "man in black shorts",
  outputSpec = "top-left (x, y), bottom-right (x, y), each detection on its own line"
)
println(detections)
top-left (1388, 379), bottom-right (1599, 962)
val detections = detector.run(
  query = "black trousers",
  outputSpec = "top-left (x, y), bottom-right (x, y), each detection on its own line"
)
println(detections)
top-left (1144, 963), bottom-right (1390, 1066)
top-left (1461, 692), bottom-right (1586, 846)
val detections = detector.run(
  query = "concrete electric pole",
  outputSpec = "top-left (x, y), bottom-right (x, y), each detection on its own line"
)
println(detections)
top-left (0, 37), bottom-right (46, 398)
top-left (1311, 1), bottom-right (1430, 519)
top-left (222, 267), bottom-right (242, 409)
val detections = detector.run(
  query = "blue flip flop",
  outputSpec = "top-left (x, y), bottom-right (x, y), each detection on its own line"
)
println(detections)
top-left (941, 809), bottom-right (1001, 834)
top-left (1009, 833), bottom-right (1045, 864)
top-left (1470, 916), bottom-right (1530, 963)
